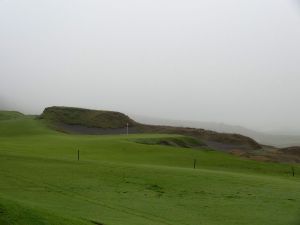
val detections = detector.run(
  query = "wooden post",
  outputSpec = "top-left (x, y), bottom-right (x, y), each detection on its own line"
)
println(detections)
top-left (78, 149), bottom-right (80, 161)
top-left (193, 159), bottom-right (196, 169)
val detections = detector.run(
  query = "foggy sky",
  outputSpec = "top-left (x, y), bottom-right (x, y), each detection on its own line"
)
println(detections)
top-left (1, 0), bottom-right (300, 132)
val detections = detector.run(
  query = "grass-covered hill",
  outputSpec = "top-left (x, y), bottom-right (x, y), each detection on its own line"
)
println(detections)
top-left (0, 110), bottom-right (24, 120)
top-left (41, 106), bottom-right (136, 128)
top-left (0, 111), bottom-right (56, 137)
top-left (40, 106), bottom-right (261, 151)
top-left (0, 110), bottom-right (299, 225)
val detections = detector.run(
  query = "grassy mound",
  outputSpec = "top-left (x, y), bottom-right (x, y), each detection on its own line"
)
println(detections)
top-left (0, 118), bottom-right (56, 137)
top-left (0, 111), bottom-right (56, 137)
top-left (40, 106), bottom-right (136, 129)
top-left (0, 111), bottom-right (24, 121)
top-left (139, 125), bottom-right (261, 150)
top-left (133, 135), bottom-right (206, 148)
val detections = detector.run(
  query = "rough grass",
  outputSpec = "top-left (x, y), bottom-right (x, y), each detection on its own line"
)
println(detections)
top-left (40, 106), bottom-right (136, 129)
top-left (0, 115), bottom-right (299, 225)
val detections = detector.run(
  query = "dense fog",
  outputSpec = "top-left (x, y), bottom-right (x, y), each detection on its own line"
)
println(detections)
top-left (1, 0), bottom-right (300, 133)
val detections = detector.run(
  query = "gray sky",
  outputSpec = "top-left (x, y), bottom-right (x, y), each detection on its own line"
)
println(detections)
top-left (1, 0), bottom-right (300, 132)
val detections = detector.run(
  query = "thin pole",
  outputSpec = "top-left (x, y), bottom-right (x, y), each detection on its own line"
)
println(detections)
top-left (126, 123), bottom-right (129, 135)
top-left (292, 166), bottom-right (295, 177)
top-left (193, 159), bottom-right (196, 169)
top-left (78, 149), bottom-right (80, 161)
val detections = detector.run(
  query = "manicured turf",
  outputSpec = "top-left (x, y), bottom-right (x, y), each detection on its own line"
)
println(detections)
top-left (0, 114), bottom-right (299, 225)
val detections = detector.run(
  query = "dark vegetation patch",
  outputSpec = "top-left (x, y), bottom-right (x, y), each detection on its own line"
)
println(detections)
top-left (90, 220), bottom-right (105, 225)
top-left (225, 195), bottom-right (241, 199)
top-left (0, 197), bottom-right (92, 225)
top-left (146, 184), bottom-right (163, 191)
top-left (0, 206), bottom-right (9, 225)
top-left (0, 205), bottom-right (43, 225)
top-left (146, 184), bottom-right (165, 197)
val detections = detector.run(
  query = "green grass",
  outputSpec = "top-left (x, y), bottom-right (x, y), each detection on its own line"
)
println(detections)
top-left (0, 111), bottom-right (24, 121)
top-left (0, 114), bottom-right (299, 225)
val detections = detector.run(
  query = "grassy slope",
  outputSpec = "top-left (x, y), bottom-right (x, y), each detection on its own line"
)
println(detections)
top-left (40, 106), bottom-right (261, 150)
top-left (0, 113), bottom-right (299, 225)
top-left (0, 111), bottom-right (24, 121)
top-left (41, 106), bottom-right (136, 128)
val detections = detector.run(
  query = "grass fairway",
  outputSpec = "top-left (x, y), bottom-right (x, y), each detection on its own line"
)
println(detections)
top-left (0, 115), bottom-right (299, 225)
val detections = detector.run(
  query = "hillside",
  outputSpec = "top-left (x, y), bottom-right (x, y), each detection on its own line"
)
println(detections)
top-left (138, 124), bottom-right (261, 150)
top-left (38, 106), bottom-right (300, 163)
top-left (0, 110), bottom-right (24, 120)
top-left (41, 106), bottom-right (136, 129)
top-left (279, 146), bottom-right (300, 159)
top-left (131, 114), bottom-right (300, 147)
top-left (40, 106), bottom-right (261, 151)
